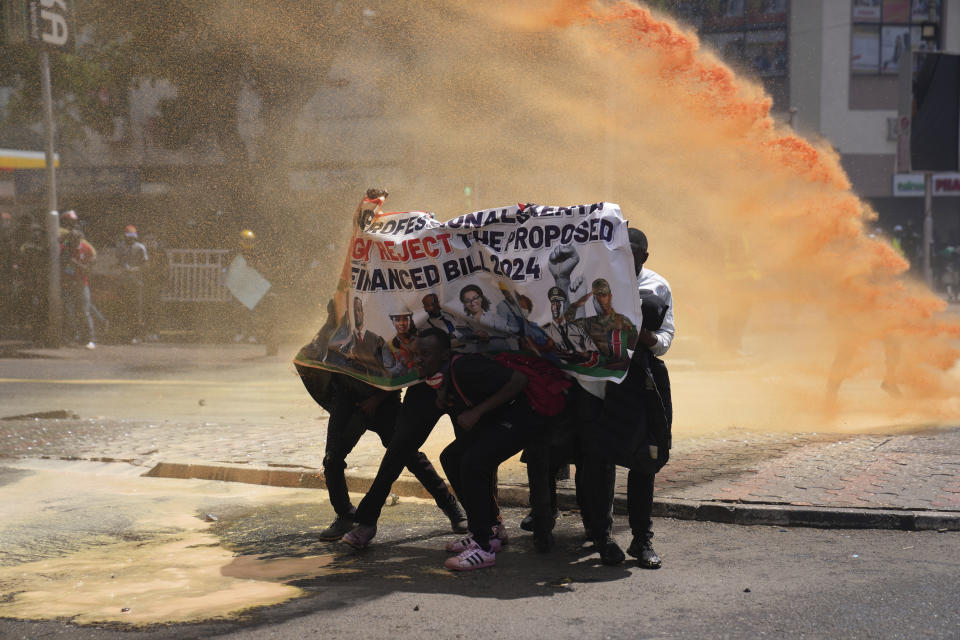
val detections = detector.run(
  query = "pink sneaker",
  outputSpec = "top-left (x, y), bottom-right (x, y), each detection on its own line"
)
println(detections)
top-left (446, 533), bottom-right (503, 553)
top-left (446, 523), bottom-right (508, 553)
top-left (444, 541), bottom-right (495, 571)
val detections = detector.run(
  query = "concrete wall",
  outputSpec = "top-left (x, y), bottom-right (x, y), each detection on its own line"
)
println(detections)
top-left (819, 1), bottom-right (897, 158)
top-left (789, 0), bottom-right (824, 133)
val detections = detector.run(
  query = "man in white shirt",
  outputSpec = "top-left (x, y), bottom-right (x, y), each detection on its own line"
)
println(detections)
top-left (626, 227), bottom-right (674, 569)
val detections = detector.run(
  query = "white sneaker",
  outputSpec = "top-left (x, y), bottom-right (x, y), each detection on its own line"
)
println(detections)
top-left (445, 529), bottom-right (504, 553)
top-left (85, 342), bottom-right (96, 350)
top-left (444, 541), bottom-right (495, 571)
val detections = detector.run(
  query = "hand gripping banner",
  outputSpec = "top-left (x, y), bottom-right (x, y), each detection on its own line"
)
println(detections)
top-left (294, 192), bottom-right (642, 390)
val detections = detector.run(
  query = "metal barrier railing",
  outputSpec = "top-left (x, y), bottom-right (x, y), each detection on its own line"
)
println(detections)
top-left (161, 249), bottom-right (232, 302)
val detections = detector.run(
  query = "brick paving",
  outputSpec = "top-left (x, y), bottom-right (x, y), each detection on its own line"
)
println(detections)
top-left (5, 415), bottom-right (959, 514)
top-left (1, 340), bottom-right (959, 519)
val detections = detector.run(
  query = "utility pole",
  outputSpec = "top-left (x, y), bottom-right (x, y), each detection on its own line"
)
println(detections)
top-left (40, 49), bottom-right (61, 347)
top-left (3, 0), bottom-right (76, 346)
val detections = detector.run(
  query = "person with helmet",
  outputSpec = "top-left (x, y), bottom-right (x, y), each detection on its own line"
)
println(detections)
top-left (239, 228), bottom-right (256, 251)
top-left (381, 304), bottom-right (418, 377)
top-left (58, 210), bottom-right (80, 242)
top-left (117, 224), bottom-right (149, 343)
top-left (231, 228), bottom-right (280, 356)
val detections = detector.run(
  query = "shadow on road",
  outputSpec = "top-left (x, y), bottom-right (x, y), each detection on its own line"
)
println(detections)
top-left (209, 501), bottom-right (633, 610)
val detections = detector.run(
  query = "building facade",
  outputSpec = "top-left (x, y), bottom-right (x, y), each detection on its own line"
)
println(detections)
top-left (653, 0), bottom-right (960, 244)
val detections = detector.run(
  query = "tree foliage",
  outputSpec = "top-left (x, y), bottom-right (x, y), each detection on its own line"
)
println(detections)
top-left (2, 1), bottom-right (352, 163)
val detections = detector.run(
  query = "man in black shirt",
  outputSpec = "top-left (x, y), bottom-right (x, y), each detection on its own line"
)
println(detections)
top-left (295, 363), bottom-right (466, 541)
top-left (345, 328), bottom-right (545, 571)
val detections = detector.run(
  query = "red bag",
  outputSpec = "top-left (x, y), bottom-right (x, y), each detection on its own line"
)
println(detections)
top-left (494, 352), bottom-right (572, 416)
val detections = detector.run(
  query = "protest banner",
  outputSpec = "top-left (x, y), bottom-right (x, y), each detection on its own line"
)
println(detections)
top-left (294, 197), bottom-right (642, 390)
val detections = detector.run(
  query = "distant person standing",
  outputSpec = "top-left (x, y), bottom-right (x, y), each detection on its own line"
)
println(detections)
top-left (58, 209), bottom-right (81, 243)
top-left (117, 225), bottom-right (149, 343)
top-left (0, 212), bottom-right (15, 331)
top-left (18, 224), bottom-right (49, 343)
top-left (141, 231), bottom-right (165, 342)
top-left (61, 229), bottom-right (97, 349)
top-left (230, 229), bottom-right (279, 356)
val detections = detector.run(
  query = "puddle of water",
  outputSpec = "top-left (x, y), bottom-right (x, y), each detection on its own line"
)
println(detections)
top-left (0, 531), bottom-right (302, 625)
top-left (0, 462), bottom-right (350, 625)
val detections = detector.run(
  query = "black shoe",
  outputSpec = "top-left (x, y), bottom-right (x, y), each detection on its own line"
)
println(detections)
top-left (521, 508), bottom-right (560, 532)
top-left (596, 537), bottom-right (625, 566)
top-left (627, 537), bottom-right (662, 569)
top-left (441, 498), bottom-right (468, 533)
top-left (533, 530), bottom-right (555, 553)
top-left (318, 514), bottom-right (354, 541)
top-left (521, 511), bottom-right (535, 532)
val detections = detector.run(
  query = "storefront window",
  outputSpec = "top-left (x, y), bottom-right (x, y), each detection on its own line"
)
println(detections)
top-left (851, 0), bottom-right (941, 75)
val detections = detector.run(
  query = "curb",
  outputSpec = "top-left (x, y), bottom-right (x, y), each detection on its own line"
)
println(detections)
top-left (143, 461), bottom-right (960, 532)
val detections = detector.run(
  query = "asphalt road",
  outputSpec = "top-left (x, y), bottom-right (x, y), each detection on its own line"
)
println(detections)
top-left (0, 343), bottom-right (315, 424)
top-left (0, 460), bottom-right (957, 640)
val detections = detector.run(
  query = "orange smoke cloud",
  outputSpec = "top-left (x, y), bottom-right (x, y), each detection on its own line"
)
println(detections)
top-left (296, 0), bottom-right (960, 431)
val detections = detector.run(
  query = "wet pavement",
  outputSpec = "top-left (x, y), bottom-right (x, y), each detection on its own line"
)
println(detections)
top-left (1, 340), bottom-right (959, 531)
top-left (5, 462), bottom-right (957, 637)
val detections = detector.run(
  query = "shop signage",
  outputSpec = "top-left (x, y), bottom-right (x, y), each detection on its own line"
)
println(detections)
top-left (892, 172), bottom-right (960, 196)
top-left (3, 0), bottom-right (76, 51)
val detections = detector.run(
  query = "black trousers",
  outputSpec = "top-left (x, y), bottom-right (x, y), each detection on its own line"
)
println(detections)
top-left (525, 385), bottom-right (616, 541)
top-left (300, 371), bottom-right (453, 519)
top-left (523, 429), bottom-right (560, 534)
top-left (627, 355), bottom-right (672, 540)
top-left (440, 400), bottom-right (544, 549)
top-left (570, 385), bottom-right (616, 541)
top-left (353, 382), bottom-right (450, 526)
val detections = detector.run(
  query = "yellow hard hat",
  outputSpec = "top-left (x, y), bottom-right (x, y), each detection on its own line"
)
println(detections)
top-left (240, 229), bottom-right (255, 249)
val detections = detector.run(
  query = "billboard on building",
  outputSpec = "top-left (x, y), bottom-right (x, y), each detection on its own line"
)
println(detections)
top-left (909, 52), bottom-right (960, 172)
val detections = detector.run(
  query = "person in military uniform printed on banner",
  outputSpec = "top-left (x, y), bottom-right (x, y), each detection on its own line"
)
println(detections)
top-left (541, 286), bottom-right (599, 366)
top-left (566, 277), bottom-right (638, 367)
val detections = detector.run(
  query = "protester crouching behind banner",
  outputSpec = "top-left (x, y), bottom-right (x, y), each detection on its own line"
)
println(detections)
top-left (345, 327), bottom-right (552, 571)
top-left (294, 192), bottom-right (468, 541)
top-left (293, 358), bottom-right (467, 541)
top-left (293, 193), bottom-right (643, 565)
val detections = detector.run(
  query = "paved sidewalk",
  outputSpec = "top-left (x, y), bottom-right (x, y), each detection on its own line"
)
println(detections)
top-left (1, 340), bottom-right (959, 531)
top-left (3, 411), bottom-right (959, 531)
